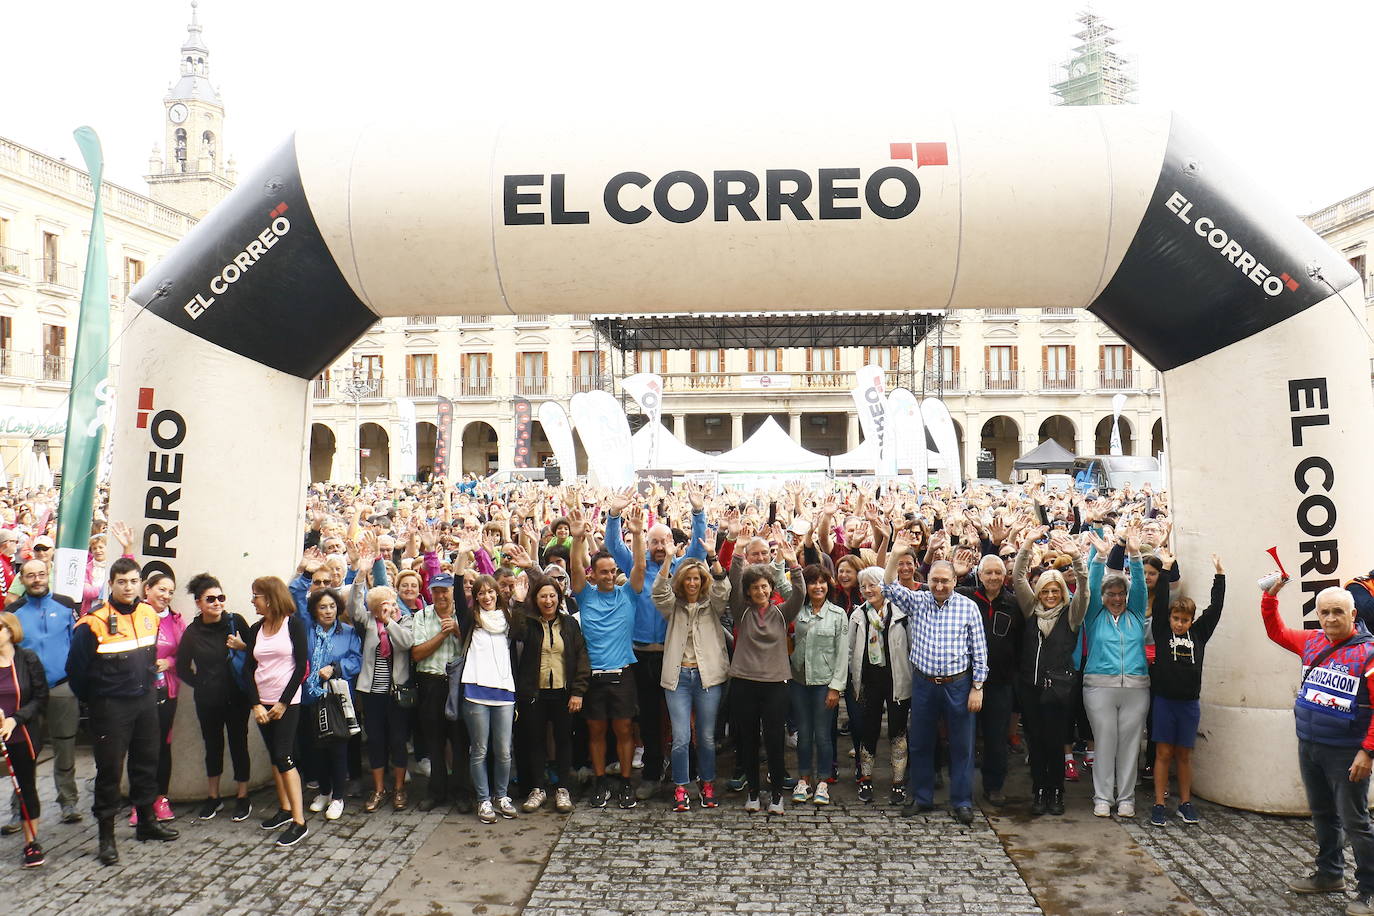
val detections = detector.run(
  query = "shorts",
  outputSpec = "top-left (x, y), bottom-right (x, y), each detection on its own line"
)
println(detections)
top-left (583, 668), bottom-right (638, 722)
top-left (1151, 695), bottom-right (1201, 748)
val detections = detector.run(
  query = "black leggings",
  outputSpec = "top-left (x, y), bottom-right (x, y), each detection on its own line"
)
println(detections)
top-left (3, 733), bottom-right (39, 821)
top-left (1020, 683), bottom-right (1069, 793)
top-left (257, 705), bottom-right (302, 774)
top-left (518, 688), bottom-right (574, 791)
top-left (194, 697), bottom-right (252, 783)
top-left (157, 696), bottom-right (177, 795)
top-left (732, 678), bottom-right (788, 796)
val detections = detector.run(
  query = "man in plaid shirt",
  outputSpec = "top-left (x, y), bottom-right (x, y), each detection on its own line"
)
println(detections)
top-left (883, 559), bottom-right (989, 825)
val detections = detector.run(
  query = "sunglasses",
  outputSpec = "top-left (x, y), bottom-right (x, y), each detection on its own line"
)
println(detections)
top-left (33, 545), bottom-right (51, 552)
top-left (203, 594), bottom-right (226, 603)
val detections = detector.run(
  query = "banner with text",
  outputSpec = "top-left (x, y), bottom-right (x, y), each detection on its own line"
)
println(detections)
top-left (851, 364), bottom-right (896, 476)
top-left (570, 390), bottom-right (635, 488)
top-left (621, 372), bottom-right (664, 468)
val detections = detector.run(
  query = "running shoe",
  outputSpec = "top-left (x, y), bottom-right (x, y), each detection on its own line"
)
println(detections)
top-left (857, 780), bottom-right (874, 803)
top-left (232, 798), bottom-right (252, 822)
top-left (791, 779), bottom-right (811, 803)
top-left (153, 796), bottom-right (175, 821)
top-left (1064, 758), bottom-right (1080, 782)
top-left (276, 822), bottom-right (309, 847)
top-left (197, 797), bottom-right (225, 820)
top-left (699, 781), bottom-right (719, 809)
top-left (672, 785), bottom-right (690, 812)
top-left (22, 841), bottom-right (45, 867)
top-left (616, 779), bottom-right (636, 809)
top-left (814, 781), bottom-right (831, 806)
top-left (1177, 801), bottom-right (1199, 825)
top-left (1150, 804), bottom-right (1168, 827)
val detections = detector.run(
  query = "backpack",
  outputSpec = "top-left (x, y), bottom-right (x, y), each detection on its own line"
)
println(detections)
top-left (225, 614), bottom-right (252, 695)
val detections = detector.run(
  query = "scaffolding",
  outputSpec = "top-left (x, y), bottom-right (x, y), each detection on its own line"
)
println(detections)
top-left (1050, 10), bottom-right (1137, 107)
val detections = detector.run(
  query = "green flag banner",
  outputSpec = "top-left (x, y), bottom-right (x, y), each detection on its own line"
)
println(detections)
top-left (53, 127), bottom-right (113, 602)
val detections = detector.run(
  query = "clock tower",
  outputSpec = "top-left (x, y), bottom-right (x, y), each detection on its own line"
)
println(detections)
top-left (145, 0), bottom-right (236, 218)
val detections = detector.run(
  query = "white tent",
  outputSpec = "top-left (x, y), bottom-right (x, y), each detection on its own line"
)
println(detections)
top-left (711, 417), bottom-right (828, 473)
top-left (630, 424), bottom-right (714, 471)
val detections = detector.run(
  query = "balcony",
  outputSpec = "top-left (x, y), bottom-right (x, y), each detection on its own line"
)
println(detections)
top-left (405, 315), bottom-right (438, 330)
top-left (982, 307), bottom-right (1018, 319)
top-left (1040, 307), bottom-right (1075, 320)
top-left (459, 376), bottom-right (496, 398)
top-left (459, 314), bottom-right (492, 326)
top-left (312, 377), bottom-right (332, 399)
top-left (570, 374), bottom-right (603, 394)
top-left (513, 375), bottom-right (550, 397)
top-left (515, 313), bottom-right (549, 326)
top-left (1096, 369), bottom-right (1139, 390)
top-left (981, 369), bottom-right (1022, 392)
top-left (36, 258), bottom-right (77, 292)
top-left (1039, 369), bottom-right (1080, 391)
top-left (920, 369), bottom-right (966, 393)
top-left (0, 247), bottom-right (29, 282)
top-left (402, 377), bottom-right (439, 398)
top-left (0, 350), bottom-right (74, 385)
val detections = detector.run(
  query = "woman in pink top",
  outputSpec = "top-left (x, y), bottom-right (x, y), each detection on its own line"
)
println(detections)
top-left (131, 571), bottom-right (184, 826)
top-left (245, 576), bottom-right (310, 848)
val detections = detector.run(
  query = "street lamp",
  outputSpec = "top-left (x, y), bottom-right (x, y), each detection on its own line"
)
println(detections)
top-left (339, 363), bottom-right (378, 483)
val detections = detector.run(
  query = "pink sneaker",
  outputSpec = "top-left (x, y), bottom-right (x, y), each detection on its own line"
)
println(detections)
top-left (1064, 759), bottom-right (1080, 783)
top-left (128, 808), bottom-right (138, 826)
top-left (153, 796), bottom-right (175, 822)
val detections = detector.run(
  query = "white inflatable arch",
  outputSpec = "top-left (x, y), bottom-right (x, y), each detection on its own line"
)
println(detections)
top-left (117, 108), bottom-right (1370, 812)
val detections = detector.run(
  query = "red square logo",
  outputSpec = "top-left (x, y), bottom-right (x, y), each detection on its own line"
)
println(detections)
top-left (890, 142), bottom-right (913, 161)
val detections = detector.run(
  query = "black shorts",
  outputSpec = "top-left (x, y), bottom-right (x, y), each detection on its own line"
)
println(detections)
top-left (583, 668), bottom-right (638, 722)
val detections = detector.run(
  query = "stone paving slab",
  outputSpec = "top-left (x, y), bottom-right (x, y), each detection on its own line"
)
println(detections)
top-left (524, 791), bottom-right (1042, 916)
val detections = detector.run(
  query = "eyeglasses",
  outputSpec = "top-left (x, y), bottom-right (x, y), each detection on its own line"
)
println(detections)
top-left (250, 593), bottom-right (265, 601)
top-left (203, 595), bottom-right (226, 603)
top-left (311, 580), bottom-right (331, 586)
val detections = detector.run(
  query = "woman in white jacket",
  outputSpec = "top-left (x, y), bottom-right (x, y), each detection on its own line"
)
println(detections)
top-left (848, 566), bottom-right (911, 805)
top-left (652, 550), bottom-right (731, 813)
top-left (460, 574), bottom-right (525, 824)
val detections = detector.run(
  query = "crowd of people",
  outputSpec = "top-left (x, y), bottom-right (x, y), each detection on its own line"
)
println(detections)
top-left (0, 473), bottom-right (1368, 913)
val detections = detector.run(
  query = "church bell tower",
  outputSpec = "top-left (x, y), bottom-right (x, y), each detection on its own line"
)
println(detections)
top-left (145, 0), bottom-right (236, 218)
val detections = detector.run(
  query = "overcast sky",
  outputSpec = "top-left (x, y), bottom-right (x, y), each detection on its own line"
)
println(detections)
top-left (6, 0), bottom-right (1371, 215)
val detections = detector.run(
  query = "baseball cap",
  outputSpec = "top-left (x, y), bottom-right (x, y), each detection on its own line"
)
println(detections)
top-left (33, 535), bottom-right (54, 548)
top-left (429, 573), bottom-right (455, 588)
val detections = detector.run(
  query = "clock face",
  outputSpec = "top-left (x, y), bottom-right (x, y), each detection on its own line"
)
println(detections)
top-left (1070, 63), bottom-right (1086, 78)
top-left (169, 103), bottom-right (189, 124)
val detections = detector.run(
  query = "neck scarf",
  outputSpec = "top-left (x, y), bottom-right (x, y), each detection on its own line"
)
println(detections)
top-left (865, 602), bottom-right (887, 666)
top-left (1035, 602), bottom-right (1062, 639)
top-left (306, 623), bottom-right (333, 701)
top-left (375, 618), bottom-right (392, 659)
top-left (479, 608), bottom-right (507, 635)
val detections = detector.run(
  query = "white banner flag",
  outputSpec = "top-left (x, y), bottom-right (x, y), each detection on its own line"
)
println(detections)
top-left (570, 390), bottom-right (636, 488)
top-left (851, 364), bottom-right (897, 476)
top-left (920, 397), bottom-right (961, 490)
top-left (1110, 393), bottom-right (1127, 456)
top-left (621, 373), bottom-right (665, 468)
top-left (538, 400), bottom-right (578, 478)
top-left (393, 398), bottom-right (417, 480)
top-left (886, 387), bottom-right (927, 483)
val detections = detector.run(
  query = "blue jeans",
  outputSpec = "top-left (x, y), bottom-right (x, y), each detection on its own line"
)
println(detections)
top-left (1299, 738), bottom-right (1374, 893)
top-left (908, 673), bottom-right (975, 808)
top-left (790, 682), bottom-right (836, 781)
top-left (462, 700), bottom-right (514, 803)
top-left (664, 667), bottom-right (723, 785)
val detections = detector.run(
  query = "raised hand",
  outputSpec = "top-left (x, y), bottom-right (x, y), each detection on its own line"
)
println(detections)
top-left (686, 480), bottom-right (706, 514)
top-left (1212, 553), bottom-right (1225, 575)
top-left (505, 542), bottom-right (533, 568)
top-left (952, 547), bottom-right (978, 578)
top-left (608, 487), bottom-right (634, 517)
top-left (625, 504), bottom-right (646, 535)
top-left (110, 520), bottom-right (134, 552)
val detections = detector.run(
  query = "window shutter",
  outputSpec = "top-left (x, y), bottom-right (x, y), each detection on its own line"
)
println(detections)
top-left (1011, 347), bottom-right (1019, 371)
top-left (1068, 346), bottom-right (1076, 371)
top-left (691, 351), bottom-right (698, 373)
top-left (1099, 345), bottom-right (1105, 370)
top-left (748, 350), bottom-right (755, 372)
top-left (984, 345), bottom-right (990, 372)
top-left (1041, 345), bottom-right (1047, 372)
top-left (951, 347), bottom-right (960, 374)
top-left (1124, 347), bottom-right (1134, 370)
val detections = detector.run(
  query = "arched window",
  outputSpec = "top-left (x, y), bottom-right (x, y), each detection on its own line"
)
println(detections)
top-left (175, 129), bottom-right (187, 172)
top-left (202, 130), bottom-right (216, 166)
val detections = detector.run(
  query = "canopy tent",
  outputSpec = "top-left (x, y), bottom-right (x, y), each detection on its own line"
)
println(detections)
top-left (1012, 438), bottom-right (1077, 471)
top-left (711, 417), bottom-right (828, 473)
top-left (630, 424), bottom-right (714, 471)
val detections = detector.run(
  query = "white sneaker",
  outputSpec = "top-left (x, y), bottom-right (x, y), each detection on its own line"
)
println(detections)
top-left (325, 799), bottom-right (344, 820)
top-left (554, 787), bottom-right (574, 813)
top-left (791, 779), bottom-right (811, 803)
top-left (1093, 801), bottom-right (1111, 817)
top-left (785, 730), bottom-right (798, 749)
top-left (495, 796), bottom-right (518, 819)
top-left (522, 789), bottom-right (547, 813)
top-left (744, 794), bottom-right (761, 813)
top-left (814, 781), bottom-right (831, 806)
top-left (1117, 801), bottom-right (1136, 819)
top-left (632, 747), bottom-right (644, 770)
top-left (309, 794), bottom-right (331, 813)
top-left (768, 796), bottom-right (785, 816)
top-left (607, 761), bottom-right (622, 775)
top-left (477, 801), bottom-right (497, 824)
top-left (414, 758), bottom-right (431, 778)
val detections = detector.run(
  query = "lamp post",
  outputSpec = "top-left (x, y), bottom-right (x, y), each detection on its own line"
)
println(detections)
top-left (340, 364), bottom-right (378, 483)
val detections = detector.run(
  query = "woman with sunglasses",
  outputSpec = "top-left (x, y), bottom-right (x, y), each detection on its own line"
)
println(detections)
top-left (176, 573), bottom-right (253, 821)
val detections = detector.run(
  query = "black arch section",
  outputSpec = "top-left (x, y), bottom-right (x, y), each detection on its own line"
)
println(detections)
top-left (128, 136), bottom-right (376, 379)
top-left (1087, 116), bottom-right (1358, 371)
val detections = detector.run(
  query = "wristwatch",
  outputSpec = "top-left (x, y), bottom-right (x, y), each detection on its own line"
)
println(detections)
top-left (973, 683), bottom-right (984, 690)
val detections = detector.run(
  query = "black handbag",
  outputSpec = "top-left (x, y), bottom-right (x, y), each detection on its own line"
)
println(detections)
top-left (392, 678), bottom-right (417, 709)
top-left (1040, 666), bottom-right (1079, 707)
top-left (316, 685), bottom-right (353, 743)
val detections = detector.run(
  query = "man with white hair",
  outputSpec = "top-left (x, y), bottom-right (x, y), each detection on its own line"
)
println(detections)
top-left (957, 553), bottom-right (1023, 807)
top-left (1263, 577), bottom-right (1374, 914)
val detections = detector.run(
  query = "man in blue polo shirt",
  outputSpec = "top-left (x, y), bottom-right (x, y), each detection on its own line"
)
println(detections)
top-left (570, 504), bottom-right (646, 810)
top-left (603, 482), bottom-right (707, 797)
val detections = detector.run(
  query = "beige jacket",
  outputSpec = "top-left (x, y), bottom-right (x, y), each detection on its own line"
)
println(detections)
top-left (652, 568), bottom-right (732, 690)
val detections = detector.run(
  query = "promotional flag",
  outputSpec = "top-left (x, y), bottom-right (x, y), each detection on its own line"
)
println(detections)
top-left (513, 397), bottom-right (534, 468)
top-left (433, 397), bottom-right (454, 478)
top-left (886, 387), bottom-right (927, 483)
top-left (851, 364), bottom-right (896, 476)
top-left (570, 390), bottom-right (635, 488)
top-left (920, 398), bottom-right (962, 490)
top-left (393, 397), bottom-right (417, 480)
top-left (538, 400), bottom-right (577, 477)
top-left (1110, 393), bottom-right (1127, 456)
top-left (54, 127), bottom-right (113, 602)
top-left (620, 373), bottom-right (664, 468)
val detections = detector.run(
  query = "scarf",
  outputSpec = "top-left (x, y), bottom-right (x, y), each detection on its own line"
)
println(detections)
top-left (306, 623), bottom-right (334, 701)
top-left (1035, 603), bottom-right (1062, 639)
top-left (375, 618), bottom-right (392, 659)
top-left (478, 608), bottom-right (507, 635)
top-left (865, 602), bottom-right (887, 666)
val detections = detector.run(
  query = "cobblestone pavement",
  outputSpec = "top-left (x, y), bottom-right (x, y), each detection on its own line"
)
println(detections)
top-left (524, 788), bottom-right (1042, 916)
top-left (1121, 795), bottom-right (1361, 916)
top-left (4, 752), bottom-right (447, 916)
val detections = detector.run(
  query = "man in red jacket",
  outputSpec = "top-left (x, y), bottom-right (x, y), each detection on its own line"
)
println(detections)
top-left (1262, 575), bottom-right (1374, 915)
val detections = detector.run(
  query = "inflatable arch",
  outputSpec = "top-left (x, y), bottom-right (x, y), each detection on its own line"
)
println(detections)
top-left (117, 108), bottom-right (1370, 812)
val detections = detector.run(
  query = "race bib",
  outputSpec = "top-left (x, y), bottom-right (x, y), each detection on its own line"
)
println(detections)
top-left (1297, 664), bottom-right (1360, 721)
